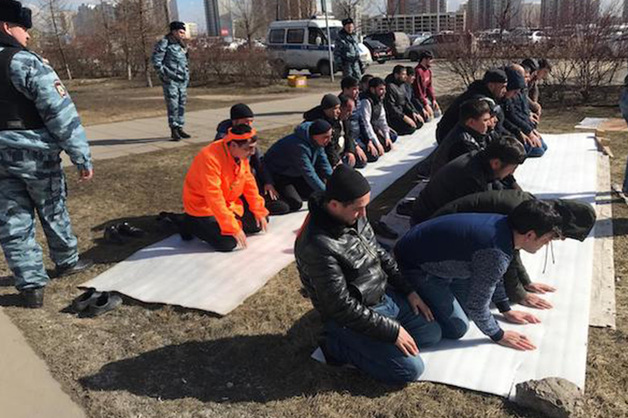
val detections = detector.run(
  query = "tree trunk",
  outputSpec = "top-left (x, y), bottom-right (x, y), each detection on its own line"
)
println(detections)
top-left (138, 0), bottom-right (153, 87)
top-left (48, 0), bottom-right (72, 80)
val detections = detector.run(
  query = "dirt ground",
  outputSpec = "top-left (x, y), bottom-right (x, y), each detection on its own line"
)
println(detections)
top-left (1, 95), bottom-right (627, 417)
top-left (67, 60), bottom-right (463, 127)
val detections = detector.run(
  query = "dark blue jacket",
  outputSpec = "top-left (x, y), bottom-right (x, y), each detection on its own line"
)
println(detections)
top-left (503, 91), bottom-right (535, 136)
top-left (264, 122), bottom-right (333, 192)
top-left (395, 213), bottom-right (513, 341)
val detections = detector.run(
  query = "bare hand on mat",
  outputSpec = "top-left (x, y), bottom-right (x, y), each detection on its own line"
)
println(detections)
top-left (503, 310), bottom-right (541, 324)
top-left (396, 326), bottom-right (419, 357)
top-left (264, 184), bottom-right (279, 200)
top-left (525, 282), bottom-right (557, 294)
top-left (498, 331), bottom-right (536, 351)
top-left (256, 216), bottom-right (268, 233)
top-left (520, 293), bottom-right (553, 310)
top-left (234, 230), bottom-right (247, 249)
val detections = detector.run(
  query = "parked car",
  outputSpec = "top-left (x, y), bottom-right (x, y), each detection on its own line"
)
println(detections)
top-left (365, 32), bottom-right (411, 58)
top-left (405, 33), bottom-right (475, 60)
top-left (411, 32), bottom-right (433, 45)
top-left (362, 38), bottom-right (393, 63)
top-left (358, 42), bottom-right (373, 67)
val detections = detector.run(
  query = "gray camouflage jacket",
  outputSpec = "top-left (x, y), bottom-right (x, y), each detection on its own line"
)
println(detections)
top-left (334, 29), bottom-right (361, 64)
top-left (0, 40), bottom-right (92, 171)
top-left (151, 34), bottom-right (189, 84)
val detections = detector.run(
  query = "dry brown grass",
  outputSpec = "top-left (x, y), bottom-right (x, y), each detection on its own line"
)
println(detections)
top-left (68, 78), bottom-right (335, 127)
top-left (0, 103), bottom-right (627, 417)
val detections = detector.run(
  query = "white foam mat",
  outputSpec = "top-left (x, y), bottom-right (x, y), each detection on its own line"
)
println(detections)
top-left (408, 133), bottom-right (599, 397)
top-left (81, 121), bottom-right (439, 315)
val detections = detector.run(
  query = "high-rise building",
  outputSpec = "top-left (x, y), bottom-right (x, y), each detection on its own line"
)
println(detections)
top-left (467, 0), bottom-right (523, 31)
top-left (540, 0), bottom-right (599, 28)
top-left (204, 0), bottom-right (219, 36)
top-left (366, 11), bottom-right (466, 34)
top-left (184, 22), bottom-right (198, 38)
top-left (387, 0), bottom-right (446, 15)
top-left (74, 2), bottom-right (115, 37)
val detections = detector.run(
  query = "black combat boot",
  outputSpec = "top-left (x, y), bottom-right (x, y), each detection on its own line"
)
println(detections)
top-left (55, 258), bottom-right (94, 278)
top-left (20, 287), bottom-right (44, 308)
top-left (177, 127), bottom-right (191, 139)
top-left (171, 128), bottom-right (182, 141)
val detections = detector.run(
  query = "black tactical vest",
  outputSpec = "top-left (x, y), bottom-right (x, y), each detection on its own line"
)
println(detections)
top-left (0, 43), bottom-right (45, 131)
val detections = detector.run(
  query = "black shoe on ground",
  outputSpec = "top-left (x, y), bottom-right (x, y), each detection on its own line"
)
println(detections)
top-left (117, 222), bottom-right (145, 237)
top-left (104, 225), bottom-right (126, 245)
top-left (170, 128), bottom-right (181, 141)
top-left (20, 287), bottom-right (44, 308)
top-left (396, 199), bottom-right (414, 217)
top-left (55, 258), bottom-right (94, 278)
top-left (177, 127), bottom-right (191, 139)
top-left (87, 292), bottom-right (122, 317)
top-left (72, 288), bottom-right (102, 312)
top-left (371, 220), bottom-right (399, 240)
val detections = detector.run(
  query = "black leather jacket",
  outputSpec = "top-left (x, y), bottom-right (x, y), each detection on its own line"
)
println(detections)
top-left (295, 193), bottom-right (413, 342)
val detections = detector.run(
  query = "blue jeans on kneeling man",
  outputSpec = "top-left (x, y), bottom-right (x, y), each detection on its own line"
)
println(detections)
top-left (404, 271), bottom-right (471, 340)
top-left (524, 137), bottom-right (548, 158)
top-left (323, 289), bottom-right (442, 383)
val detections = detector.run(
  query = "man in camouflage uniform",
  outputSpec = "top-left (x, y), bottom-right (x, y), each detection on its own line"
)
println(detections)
top-left (0, 0), bottom-right (94, 308)
top-left (152, 21), bottom-right (191, 141)
top-left (334, 18), bottom-right (363, 81)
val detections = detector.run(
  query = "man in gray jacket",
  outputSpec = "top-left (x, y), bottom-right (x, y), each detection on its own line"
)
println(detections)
top-left (334, 18), bottom-right (363, 80)
top-left (152, 21), bottom-right (190, 141)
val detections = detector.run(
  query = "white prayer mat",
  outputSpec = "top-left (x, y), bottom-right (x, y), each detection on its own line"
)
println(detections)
top-left (381, 133), bottom-right (600, 397)
top-left (81, 121), bottom-right (439, 315)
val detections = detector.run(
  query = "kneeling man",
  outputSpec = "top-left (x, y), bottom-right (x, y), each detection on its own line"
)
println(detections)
top-left (295, 166), bottom-right (441, 383)
top-left (395, 200), bottom-right (562, 350)
top-left (182, 125), bottom-right (268, 251)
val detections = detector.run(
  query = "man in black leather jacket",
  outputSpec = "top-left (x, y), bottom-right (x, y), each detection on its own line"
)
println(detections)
top-left (295, 166), bottom-right (441, 383)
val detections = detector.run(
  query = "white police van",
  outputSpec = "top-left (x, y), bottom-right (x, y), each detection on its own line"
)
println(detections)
top-left (266, 16), bottom-right (370, 77)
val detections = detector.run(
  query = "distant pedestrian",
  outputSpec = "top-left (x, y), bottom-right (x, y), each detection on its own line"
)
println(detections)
top-left (152, 21), bottom-right (190, 141)
top-left (334, 18), bottom-right (363, 80)
top-left (0, 0), bottom-right (94, 308)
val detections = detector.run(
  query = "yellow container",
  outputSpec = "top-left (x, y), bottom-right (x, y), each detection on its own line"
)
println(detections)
top-left (288, 75), bottom-right (308, 88)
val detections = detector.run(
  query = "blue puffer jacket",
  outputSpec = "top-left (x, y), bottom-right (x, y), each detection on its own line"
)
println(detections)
top-left (263, 122), bottom-right (333, 192)
top-left (151, 34), bottom-right (189, 83)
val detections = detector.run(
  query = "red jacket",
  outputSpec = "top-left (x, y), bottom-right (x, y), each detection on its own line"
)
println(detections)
top-left (413, 64), bottom-right (435, 107)
top-left (183, 139), bottom-right (268, 235)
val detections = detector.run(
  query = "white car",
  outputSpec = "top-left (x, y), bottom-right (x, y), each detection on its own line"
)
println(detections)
top-left (358, 42), bottom-right (372, 68)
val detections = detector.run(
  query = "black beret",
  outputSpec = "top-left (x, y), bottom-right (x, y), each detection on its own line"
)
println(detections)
top-left (341, 18), bottom-right (354, 26)
top-left (230, 103), bottom-right (254, 120)
top-left (326, 165), bottom-right (371, 203)
top-left (483, 68), bottom-right (508, 84)
top-left (0, 0), bottom-right (32, 29)
top-left (169, 21), bottom-right (186, 31)
top-left (309, 119), bottom-right (332, 136)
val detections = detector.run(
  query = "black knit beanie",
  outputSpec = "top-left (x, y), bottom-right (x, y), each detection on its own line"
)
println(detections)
top-left (483, 69), bottom-right (508, 84)
top-left (309, 119), bottom-right (332, 136)
top-left (321, 94), bottom-right (341, 110)
top-left (169, 21), bottom-right (186, 31)
top-left (326, 165), bottom-right (371, 203)
top-left (230, 103), bottom-right (254, 120)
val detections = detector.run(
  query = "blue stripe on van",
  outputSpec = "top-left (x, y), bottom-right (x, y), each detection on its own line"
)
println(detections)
top-left (267, 44), bottom-right (335, 51)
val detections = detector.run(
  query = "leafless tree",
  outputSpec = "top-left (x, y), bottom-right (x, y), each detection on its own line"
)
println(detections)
top-left (136, 0), bottom-right (154, 87)
top-left (230, 0), bottom-right (271, 46)
top-left (39, 0), bottom-right (72, 79)
top-left (494, 0), bottom-right (521, 34)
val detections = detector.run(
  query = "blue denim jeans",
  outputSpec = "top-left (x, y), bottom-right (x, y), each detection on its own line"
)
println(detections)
top-left (404, 271), bottom-right (470, 340)
top-left (323, 289), bottom-right (442, 383)
top-left (619, 89), bottom-right (628, 192)
top-left (524, 137), bottom-right (548, 158)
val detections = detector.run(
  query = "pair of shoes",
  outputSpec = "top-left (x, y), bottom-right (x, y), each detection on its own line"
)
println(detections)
top-left (371, 220), bottom-right (398, 239)
top-left (20, 287), bottom-right (44, 308)
top-left (171, 128), bottom-right (182, 141)
top-left (104, 222), bottom-right (145, 245)
top-left (72, 288), bottom-right (122, 317)
top-left (55, 258), bottom-right (94, 278)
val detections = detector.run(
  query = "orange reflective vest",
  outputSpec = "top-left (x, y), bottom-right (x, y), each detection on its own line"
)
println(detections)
top-left (183, 140), bottom-right (268, 235)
